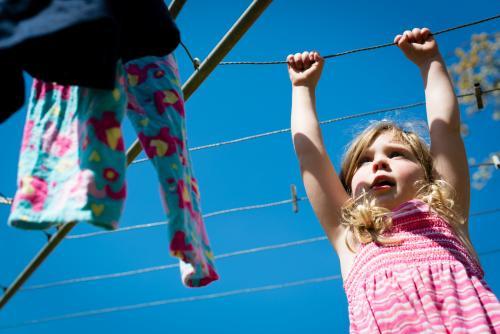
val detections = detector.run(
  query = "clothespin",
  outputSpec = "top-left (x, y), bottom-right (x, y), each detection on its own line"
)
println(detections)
top-left (474, 82), bottom-right (484, 110)
top-left (193, 58), bottom-right (201, 70)
top-left (291, 184), bottom-right (299, 213)
top-left (492, 154), bottom-right (500, 170)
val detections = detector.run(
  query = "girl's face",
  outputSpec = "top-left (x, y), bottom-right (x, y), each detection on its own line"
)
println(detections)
top-left (350, 132), bottom-right (425, 210)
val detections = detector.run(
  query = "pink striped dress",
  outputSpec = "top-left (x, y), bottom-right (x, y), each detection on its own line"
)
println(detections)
top-left (344, 200), bottom-right (500, 333)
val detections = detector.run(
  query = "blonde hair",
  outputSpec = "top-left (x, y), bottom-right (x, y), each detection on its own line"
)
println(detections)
top-left (339, 121), bottom-right (477, 261)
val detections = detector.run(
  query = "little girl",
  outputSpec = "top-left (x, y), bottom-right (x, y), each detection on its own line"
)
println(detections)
top-left (287, 28), bottom-right (500, 332)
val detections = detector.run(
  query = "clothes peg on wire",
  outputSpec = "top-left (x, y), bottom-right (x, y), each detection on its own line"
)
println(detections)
top-left (492, 154), bottom-right (500, 169)
top-left (291, 184), bottom-right (299, 213)
top-left (474, 82), bottom-right (484, 110)
top-left (193, 58), bottom-right (201, 70)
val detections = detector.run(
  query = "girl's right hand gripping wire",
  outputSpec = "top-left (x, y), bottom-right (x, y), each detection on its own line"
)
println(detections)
top-left (287, 51), bottom-right (325, 88)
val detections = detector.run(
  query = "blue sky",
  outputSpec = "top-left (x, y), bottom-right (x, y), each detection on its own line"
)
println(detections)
top-left (0, 0), bottom-right (499, 333)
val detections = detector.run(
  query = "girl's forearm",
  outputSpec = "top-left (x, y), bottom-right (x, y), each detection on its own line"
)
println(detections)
top-left (419, 55), bottom-right (461, 132)
top-left (291, 86), bottom-right (327, 157)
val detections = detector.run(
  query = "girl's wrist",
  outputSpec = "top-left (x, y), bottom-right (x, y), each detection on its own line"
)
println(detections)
top-left (292, 84), bottom-right (317, 93)
top-left (417, 53), bottom-right (445, 73)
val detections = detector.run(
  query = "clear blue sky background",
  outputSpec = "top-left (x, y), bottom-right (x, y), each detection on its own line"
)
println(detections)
top-left (0, 0), bottom-right (499, 333)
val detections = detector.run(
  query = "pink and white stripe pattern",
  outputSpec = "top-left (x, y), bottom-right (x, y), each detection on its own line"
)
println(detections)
top-left (344, 200), bottom-right (500, 333)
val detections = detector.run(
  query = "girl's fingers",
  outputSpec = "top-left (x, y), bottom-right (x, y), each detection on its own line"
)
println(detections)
top-left (312, 51), bottom-right (324, 63)
top-left (397, 28), bottom-right (434, 46)
top-left (397, 33), bottom-right (408, 46)
top-left (288, 50), bottom-right (324, 73)
top-left (293, 52), bottom-right (303, 70)
top-left (403, 30), bottom-right (413, 43)
top-left (309, 51), bottom-right (315, 63)
top-left (412, 28), bottom-right (422, 43)
top-left (302, 51), bottom-right (311, 69)
top-left (421, 27), bottom-right (432, 41)
top-left (286, 54), bottom-right (296, 70)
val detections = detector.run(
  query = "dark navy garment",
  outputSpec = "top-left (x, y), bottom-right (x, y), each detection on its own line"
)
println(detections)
top-left (0, 0), bottom-right (180, 123)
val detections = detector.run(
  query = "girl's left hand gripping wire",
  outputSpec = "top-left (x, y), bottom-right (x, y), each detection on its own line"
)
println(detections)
top-left (394, 28), bottom-right (442, 68)
top-left (287, 51), bottom-right (325, 88)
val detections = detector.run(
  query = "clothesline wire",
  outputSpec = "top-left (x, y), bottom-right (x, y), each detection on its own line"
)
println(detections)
top-left (0, 93), bottom-right (497, 206)
top-left (19, 206), bottom-right (500, 292)
top-left (5, 243), bottom-right (500, 329)
top-left (22, 236), bottom-right (327, 291)
top-left (65, 190), bottom-right (500, 240)
top-left (218, 14), bottom-right (500, 65)
top-left (65, 196), bottom-right (309, 239)
top-left (177, 13), bottom-right (486, 68)
top-left (1, 152), bottom-right (498, 208)
top-left (130, 88), bottom-right (499, 164)
top-left (179, 40), bottom-right (200, 69)
top-left (0, 275), bottom-right (341, 330)
top-left (1, 88), bottom-right (498, 205)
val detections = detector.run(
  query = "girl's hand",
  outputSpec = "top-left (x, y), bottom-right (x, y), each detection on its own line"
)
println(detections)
top-left (287, 51), bottom-right (324, 88)
top-left (394, 28), bottom-right (441, 68)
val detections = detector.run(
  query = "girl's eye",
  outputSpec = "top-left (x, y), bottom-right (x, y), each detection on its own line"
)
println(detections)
top-left (389, 151), bottom-right (404, 158)
top-left (357, 157), bottom-right (371, 166)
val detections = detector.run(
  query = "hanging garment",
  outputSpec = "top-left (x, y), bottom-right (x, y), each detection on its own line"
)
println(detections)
top-left (0, 0), bottom-right (180, 123)
top-left (9, 55), bottom-right (219, 287)
top-left (125, 54), bottom-right (218, 287)
top-left (9, 65), bottom-right (128, 230)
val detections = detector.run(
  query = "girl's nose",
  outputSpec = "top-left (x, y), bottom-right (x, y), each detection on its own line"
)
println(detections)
top-left (372, 157), bottom-right (390, 172)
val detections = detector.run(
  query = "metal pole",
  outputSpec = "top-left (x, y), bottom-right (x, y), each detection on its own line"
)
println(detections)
top-left (182, 0), bottom-right (272, 100)
top-left (126, 0), bottom-right (273, 164)
top-left (0, 223), bottom-right (76, 309)
top-left (0, 0), bottom-right (195, 310)
top-left (168, 0), bottom-right (186, 19)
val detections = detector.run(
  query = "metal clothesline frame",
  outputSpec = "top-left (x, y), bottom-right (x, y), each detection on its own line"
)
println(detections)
top-left (0, 0), bottom-right (273, 310)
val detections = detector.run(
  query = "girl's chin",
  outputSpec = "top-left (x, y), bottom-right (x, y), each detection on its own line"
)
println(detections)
top-left (371, 195), bottom-right (404, 211)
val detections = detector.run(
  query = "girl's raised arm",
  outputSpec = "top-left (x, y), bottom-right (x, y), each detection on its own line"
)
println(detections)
top-left (288, 51), bottom-right (350, 253)
top-left (395, 28), bottom-right (470, 223)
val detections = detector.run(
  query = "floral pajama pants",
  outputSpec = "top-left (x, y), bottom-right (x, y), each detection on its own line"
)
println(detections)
top-left (9, 54), bottom-right (218, 287)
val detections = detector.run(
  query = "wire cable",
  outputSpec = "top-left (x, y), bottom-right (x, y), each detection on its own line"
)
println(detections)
top-left (0, 275), bottom-right (341, 330)
top-left (179, 40), bottom-right (201, 69)
top-left (65, 196), bottom-right (308, 240)
top-left (128, 88), bottom-right (499, 164)
top-left (219, 14), bottom-right (500, 65)
top-left (22, 236), bottom-right (327, 291)
top-left (5, 240), bottom-right (500, 330)
top-left (66, 194), bottom-right (500, 239)
top-left (469, 208), bottom-right (500, 217)
top-left (20, 207), bottom-right (500, 291)
top-left (5, 244), bottom-right (500, 329)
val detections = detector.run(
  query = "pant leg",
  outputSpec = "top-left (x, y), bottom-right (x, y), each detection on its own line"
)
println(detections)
top-left (9, 67), bottom-right (127, 230)
top-left (124, 54), bottom-right (218, 287)
top-left (77, 65), bottom-right (128, 230)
